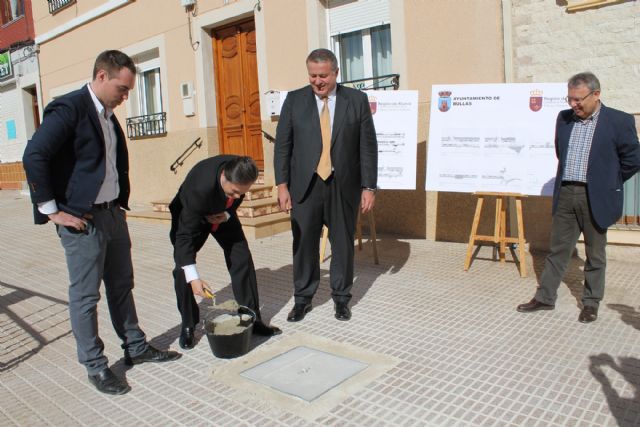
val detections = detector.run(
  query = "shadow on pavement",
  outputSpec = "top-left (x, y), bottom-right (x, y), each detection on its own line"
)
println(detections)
top-left (607, 304), bottom-right (640, 331)
top-left (589, 354), bottom-right (640, 427)
top-left (530, 249), bottom-right (586, 309)
top-left (0, 281), bottom-right (72, 373)
top-left (149, 237), bottom-right (411, 357)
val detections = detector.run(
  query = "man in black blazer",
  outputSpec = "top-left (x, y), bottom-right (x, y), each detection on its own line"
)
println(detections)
top-left (170, 155), bottom-right (281, 349)
top-left (23, 50), bottom-right (180, 395)
top-left (517, 72), bottom-right (640, 322)
top-left (274, 49), bottom-right (378, 322)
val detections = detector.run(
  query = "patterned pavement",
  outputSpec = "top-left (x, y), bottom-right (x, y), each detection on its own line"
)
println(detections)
top-left (1, 189), bottom-right (640, 426)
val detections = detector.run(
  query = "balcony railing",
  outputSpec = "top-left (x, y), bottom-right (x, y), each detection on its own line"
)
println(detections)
top-left (126, 112), bottom-right (167, 139)
top-left (340, 74), bottom-right (400, 91)
top-left (48, 0), bottom-right (76, 14)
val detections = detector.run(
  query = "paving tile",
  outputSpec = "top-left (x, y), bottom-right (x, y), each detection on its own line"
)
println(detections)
top-left (2, 190), bottom-right (640, 426)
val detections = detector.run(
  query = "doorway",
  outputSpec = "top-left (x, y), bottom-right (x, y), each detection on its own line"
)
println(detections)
top-left (212, 19), bottom-right (264, 169)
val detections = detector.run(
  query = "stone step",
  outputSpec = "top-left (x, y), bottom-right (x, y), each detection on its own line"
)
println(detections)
top-left (150, 184), bottom-right (274, 213)
top-left (236, 198), bottom-right (281, 218)
top-left (151, 195), bottom-right (279, 217)
top-left (240, 211), bottom-right (291, 239)
top-left (127, 210), bottom-right (290, 240)
top-left (243, 184), bottom-right (274, 201)
top-left (151, 200), bottom-right (171, 212)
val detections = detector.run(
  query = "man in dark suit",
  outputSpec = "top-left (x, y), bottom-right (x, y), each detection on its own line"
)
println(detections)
top-left (517, 72), bottom-right (640, 322)
top-left (274, 48), bottom-right (378, 322)
top-left (170, 155), bottom-right (281, 349)
top-left (22, 50), bottom-right (180, 395)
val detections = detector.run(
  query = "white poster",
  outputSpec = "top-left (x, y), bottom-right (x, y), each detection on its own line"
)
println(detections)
top-left (426, 83), bottom-right (567, 196)
top-left (368, 90), bottom-right (418, 190)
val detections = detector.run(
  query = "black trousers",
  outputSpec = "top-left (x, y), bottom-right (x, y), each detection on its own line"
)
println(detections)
top-left (170, 217), bottom-right (261, 328)
top-left (290, 174), bottom-right (360, 305)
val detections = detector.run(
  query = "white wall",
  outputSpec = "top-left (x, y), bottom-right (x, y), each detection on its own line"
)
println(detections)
top-left (510, 0), bottom-right (640, 113)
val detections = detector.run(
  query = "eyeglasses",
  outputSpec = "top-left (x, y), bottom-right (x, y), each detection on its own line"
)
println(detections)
top-left (565, 91), bottom-right (594, 105)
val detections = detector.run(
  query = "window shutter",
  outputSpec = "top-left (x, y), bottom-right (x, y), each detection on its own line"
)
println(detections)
top-left (328, 0), bottom-right (390, 36)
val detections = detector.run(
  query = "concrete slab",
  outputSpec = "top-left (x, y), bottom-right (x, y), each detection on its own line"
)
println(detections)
top-left (240, 346), bottom-right (368, 402)
top-left (212, 333), bottom-right (398, 421)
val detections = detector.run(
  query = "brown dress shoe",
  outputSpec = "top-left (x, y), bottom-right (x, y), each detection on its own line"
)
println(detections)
top-left (517, 298), bottom-right (554, 312)
top-left (578, 306), bottom-right (598, 323)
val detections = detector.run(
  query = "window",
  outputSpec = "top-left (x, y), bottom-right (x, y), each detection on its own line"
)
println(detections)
top-left (126, 50), bottom-right (166, 139)
top-left (1, 0), bottom-right (24, 25)
top-left (333, 24), bottom-right (392, 87)
top-left (138, 67), bottom-right (163, 117)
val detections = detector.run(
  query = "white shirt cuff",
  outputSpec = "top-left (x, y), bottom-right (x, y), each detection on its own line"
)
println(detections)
top-left (182, 264), bottom-right (199, 283)
top-left (37, 199), bottom-right (59, 215)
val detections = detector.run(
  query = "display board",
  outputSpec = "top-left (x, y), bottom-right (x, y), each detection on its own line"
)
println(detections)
top-left (426, 83), bottom-right (567, 196)
top-left (367, 90), bottom-right (418, 190)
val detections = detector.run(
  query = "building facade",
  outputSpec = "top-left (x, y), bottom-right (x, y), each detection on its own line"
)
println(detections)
top-left (23, 0), bottom-right (640, 247)
top-left (0, 0), bottom-right (38, 189)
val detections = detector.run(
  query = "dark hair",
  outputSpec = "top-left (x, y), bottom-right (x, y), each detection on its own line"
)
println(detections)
top-left (223, 156), bottom-right (259, 185)
top-left (92, 50), bottom-right (136, 80)
top-left (568, 72), bottom-right (600, 92)
top-left (306, 48), bottom-right (338, 71)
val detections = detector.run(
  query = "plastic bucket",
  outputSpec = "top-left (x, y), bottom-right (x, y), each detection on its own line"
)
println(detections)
top-left (205, 306), bottom-right (255, 358)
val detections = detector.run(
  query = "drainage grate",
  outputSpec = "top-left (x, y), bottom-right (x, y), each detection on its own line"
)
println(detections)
top-left (240, 346), bottom-right (368, 402)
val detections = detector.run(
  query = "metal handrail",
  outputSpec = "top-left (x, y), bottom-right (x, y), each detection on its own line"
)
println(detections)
top-left (340, 74), bottom-right (400, 91)
top-left (261, 130), bottom-right (276, 143)
top-left (126, 112), bottom-right (167, 139)
top-left (170, 137), bottom-right (202, 174)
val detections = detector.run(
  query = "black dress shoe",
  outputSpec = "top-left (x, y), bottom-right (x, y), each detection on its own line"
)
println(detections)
top-left (579, 306), bottom-right (598, 323)
top-left (179, 327), bottom-right (195, 350)
top-left (287, 303), bottom-right (312, 322)
top-left (334, 303), bottom-right (351, 321)
top-left (88, 368), bottom-right (130, 395)
top-left (253, 321), bottom-right (282, 336)
top-left (124, 345), bottom-right (182, 366)
top-left (517, 298), bottom-right (554, 313)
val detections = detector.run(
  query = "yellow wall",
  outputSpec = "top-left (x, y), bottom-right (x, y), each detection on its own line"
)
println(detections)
top-left (262, 0), bottom-right (310, 90)
top-left (368, 0), bottom-right (506, 240)
top-left (32, 0), bottom-right (513, 241)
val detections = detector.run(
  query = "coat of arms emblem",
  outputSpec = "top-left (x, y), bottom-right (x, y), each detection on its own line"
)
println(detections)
top-left (438, 91), bottom-right (452, 112)
top-left (368, 95), bottom-right (377, 115)
top-left (529, 89), bottom-right (543, 112)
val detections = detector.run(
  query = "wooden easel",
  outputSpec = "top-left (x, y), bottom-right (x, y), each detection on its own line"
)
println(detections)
top-left (320, 210), bottom-right (379, 265)
top-left (463, 192), bottom-right (527, 277)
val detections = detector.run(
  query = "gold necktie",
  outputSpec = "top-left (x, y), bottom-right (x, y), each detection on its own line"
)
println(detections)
top-left (317, 97), bottom-right (332, 180)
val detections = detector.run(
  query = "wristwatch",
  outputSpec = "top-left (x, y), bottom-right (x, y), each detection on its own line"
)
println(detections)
top-left (362, 187), bottom-right (377, 193)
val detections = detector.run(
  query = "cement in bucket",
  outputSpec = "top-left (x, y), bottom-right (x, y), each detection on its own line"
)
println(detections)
top-left (205, 306), bottom-right (255, 358)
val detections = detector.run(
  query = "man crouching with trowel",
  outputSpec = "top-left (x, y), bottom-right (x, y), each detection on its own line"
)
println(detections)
top-left (170, 155), bottom-right (281, 350)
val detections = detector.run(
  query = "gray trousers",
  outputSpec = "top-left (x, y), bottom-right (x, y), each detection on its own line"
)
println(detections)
top-left (58, 205), bottom-right (147, 375)
top-left (535, 184), bottom-right (607, 308)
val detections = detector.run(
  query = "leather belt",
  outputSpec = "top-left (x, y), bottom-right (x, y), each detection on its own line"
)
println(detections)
top-left (93, 199), bottom-right (119, 210)
top-left (561, 181), bottom-right (587, 187)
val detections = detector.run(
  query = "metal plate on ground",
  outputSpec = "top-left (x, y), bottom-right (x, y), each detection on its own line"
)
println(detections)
top-left (240, 346), bottom-right (368, 402)
top-left (210, 332), bottom-right (399, 421)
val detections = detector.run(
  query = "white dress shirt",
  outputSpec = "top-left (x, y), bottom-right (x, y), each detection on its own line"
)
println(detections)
top-left (37, 84), bottom-right (120, 214)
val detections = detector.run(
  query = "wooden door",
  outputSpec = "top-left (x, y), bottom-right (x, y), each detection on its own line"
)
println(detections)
top-left (213, 20), bottom-right (264, 169)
